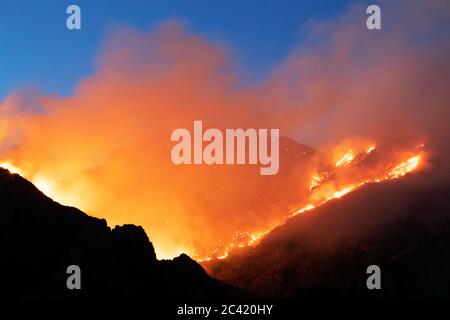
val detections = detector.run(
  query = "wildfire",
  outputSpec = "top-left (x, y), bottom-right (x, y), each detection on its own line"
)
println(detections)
top-left (292, 154), bottom-right (422, 217)
top-left (386, 155), bottom-right (420, 179)
top-left (1, 144), bottom-right (425, 264)
top-left (196, 150), bottom-right (424, 262)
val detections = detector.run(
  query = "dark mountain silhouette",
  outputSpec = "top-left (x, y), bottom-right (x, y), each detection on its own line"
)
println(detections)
top-left (206, 152), bottom-right (450, 299)
top-left (0, 167), bottom-right (237, 300)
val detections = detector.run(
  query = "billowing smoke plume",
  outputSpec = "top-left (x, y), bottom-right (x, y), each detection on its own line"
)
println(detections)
top-left (0, 1), bottom-right (448, 258)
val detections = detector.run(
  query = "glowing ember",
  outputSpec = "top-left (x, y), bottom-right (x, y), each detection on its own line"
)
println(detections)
top-left (386, 155), bottom-right (420, 179)
top-left (330, 186), bottom-right (354, 199)
top-left (366, 145), bottom-right (376, 153)
top-left (336, 150), bottom-right (354, 167)
top-left (294, 204), bottom-right (315, 215)
top-left (309, 175), bottom-right (322, 191)
top-left (217, 252), bottom-right (229, 260)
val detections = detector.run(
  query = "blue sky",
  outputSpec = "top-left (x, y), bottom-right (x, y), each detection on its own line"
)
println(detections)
top-left (0, 0), bottom-right (363, 100)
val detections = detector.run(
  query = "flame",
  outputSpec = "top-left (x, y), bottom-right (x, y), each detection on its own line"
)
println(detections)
top-left (217, 252), bottom-right (229, 260)
top-left (335, 150), bottom-right (354, 167)
top-left (196, 152), bottom-right (423, 262)
top-left (386, 155), bottom-right (420, 179)
top-left (4, 149), bottom-right (421, 263)
top-left (309, 175), bottom-right (323, 191)
top-left (293, 154), bottom-right (422, 217)
top-left (366, 145), bottom-right (376, 153)
top-left (1, 146), bottom-right (424, 263)
top-left (0, 162), bottom-right (23, 175)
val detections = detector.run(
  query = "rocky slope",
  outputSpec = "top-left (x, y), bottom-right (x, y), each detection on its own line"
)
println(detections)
top-left (0, 167), bottom-right (234, 300)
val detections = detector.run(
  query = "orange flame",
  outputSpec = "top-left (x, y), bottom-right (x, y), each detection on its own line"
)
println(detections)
top-left (0, 162), bottom-right (23, 175)
top-left (196, 151), bottom-right (423, 262)
top-left (1, 146), bottom-right (424, 263)
top-left (335, 150), bottom-right (354, 167)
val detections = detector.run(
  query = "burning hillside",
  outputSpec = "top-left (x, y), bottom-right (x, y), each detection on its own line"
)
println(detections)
top-left (0, 136), bottom-right (425, 262)
top-left (204, 152), bottom-right (450, 299)
top-left (193, 137), bottom-right (426, 261)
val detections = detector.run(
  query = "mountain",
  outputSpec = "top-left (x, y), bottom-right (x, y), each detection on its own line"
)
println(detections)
top-left (206, 157), bottom-right (450, 299)
top-left (0, 167), bottom-right (235, 300)
top-left (2, 141), bottom-right (449, 301)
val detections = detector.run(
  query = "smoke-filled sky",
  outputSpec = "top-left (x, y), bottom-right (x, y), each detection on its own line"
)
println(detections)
top-left (0, 0), bottom-right (449, 258)
top-left (0, 0), bottom-right (355, 99)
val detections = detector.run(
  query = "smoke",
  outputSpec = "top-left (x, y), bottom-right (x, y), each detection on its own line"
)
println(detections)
top-left (0, 1), bottom-right (448, 258)
top-left (265, 1), bottom-right (450, 145)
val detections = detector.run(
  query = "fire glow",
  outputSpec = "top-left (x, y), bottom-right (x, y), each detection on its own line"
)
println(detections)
top-left (0, 162), bottom-right (23, 175)
top-left (294, 155), bottom-right (422, 216)
top-left (0, 143), bottom-right (425, 263)
top-left (335, 150), bottom-right (354, 167)
top-left (195, 146), bottom-right (424, 262)
top-left (0, 162), bottom-right (59, 201)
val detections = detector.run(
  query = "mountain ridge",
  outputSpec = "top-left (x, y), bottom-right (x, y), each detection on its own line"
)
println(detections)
top-left (0, 167), bottom-right (236, 300)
